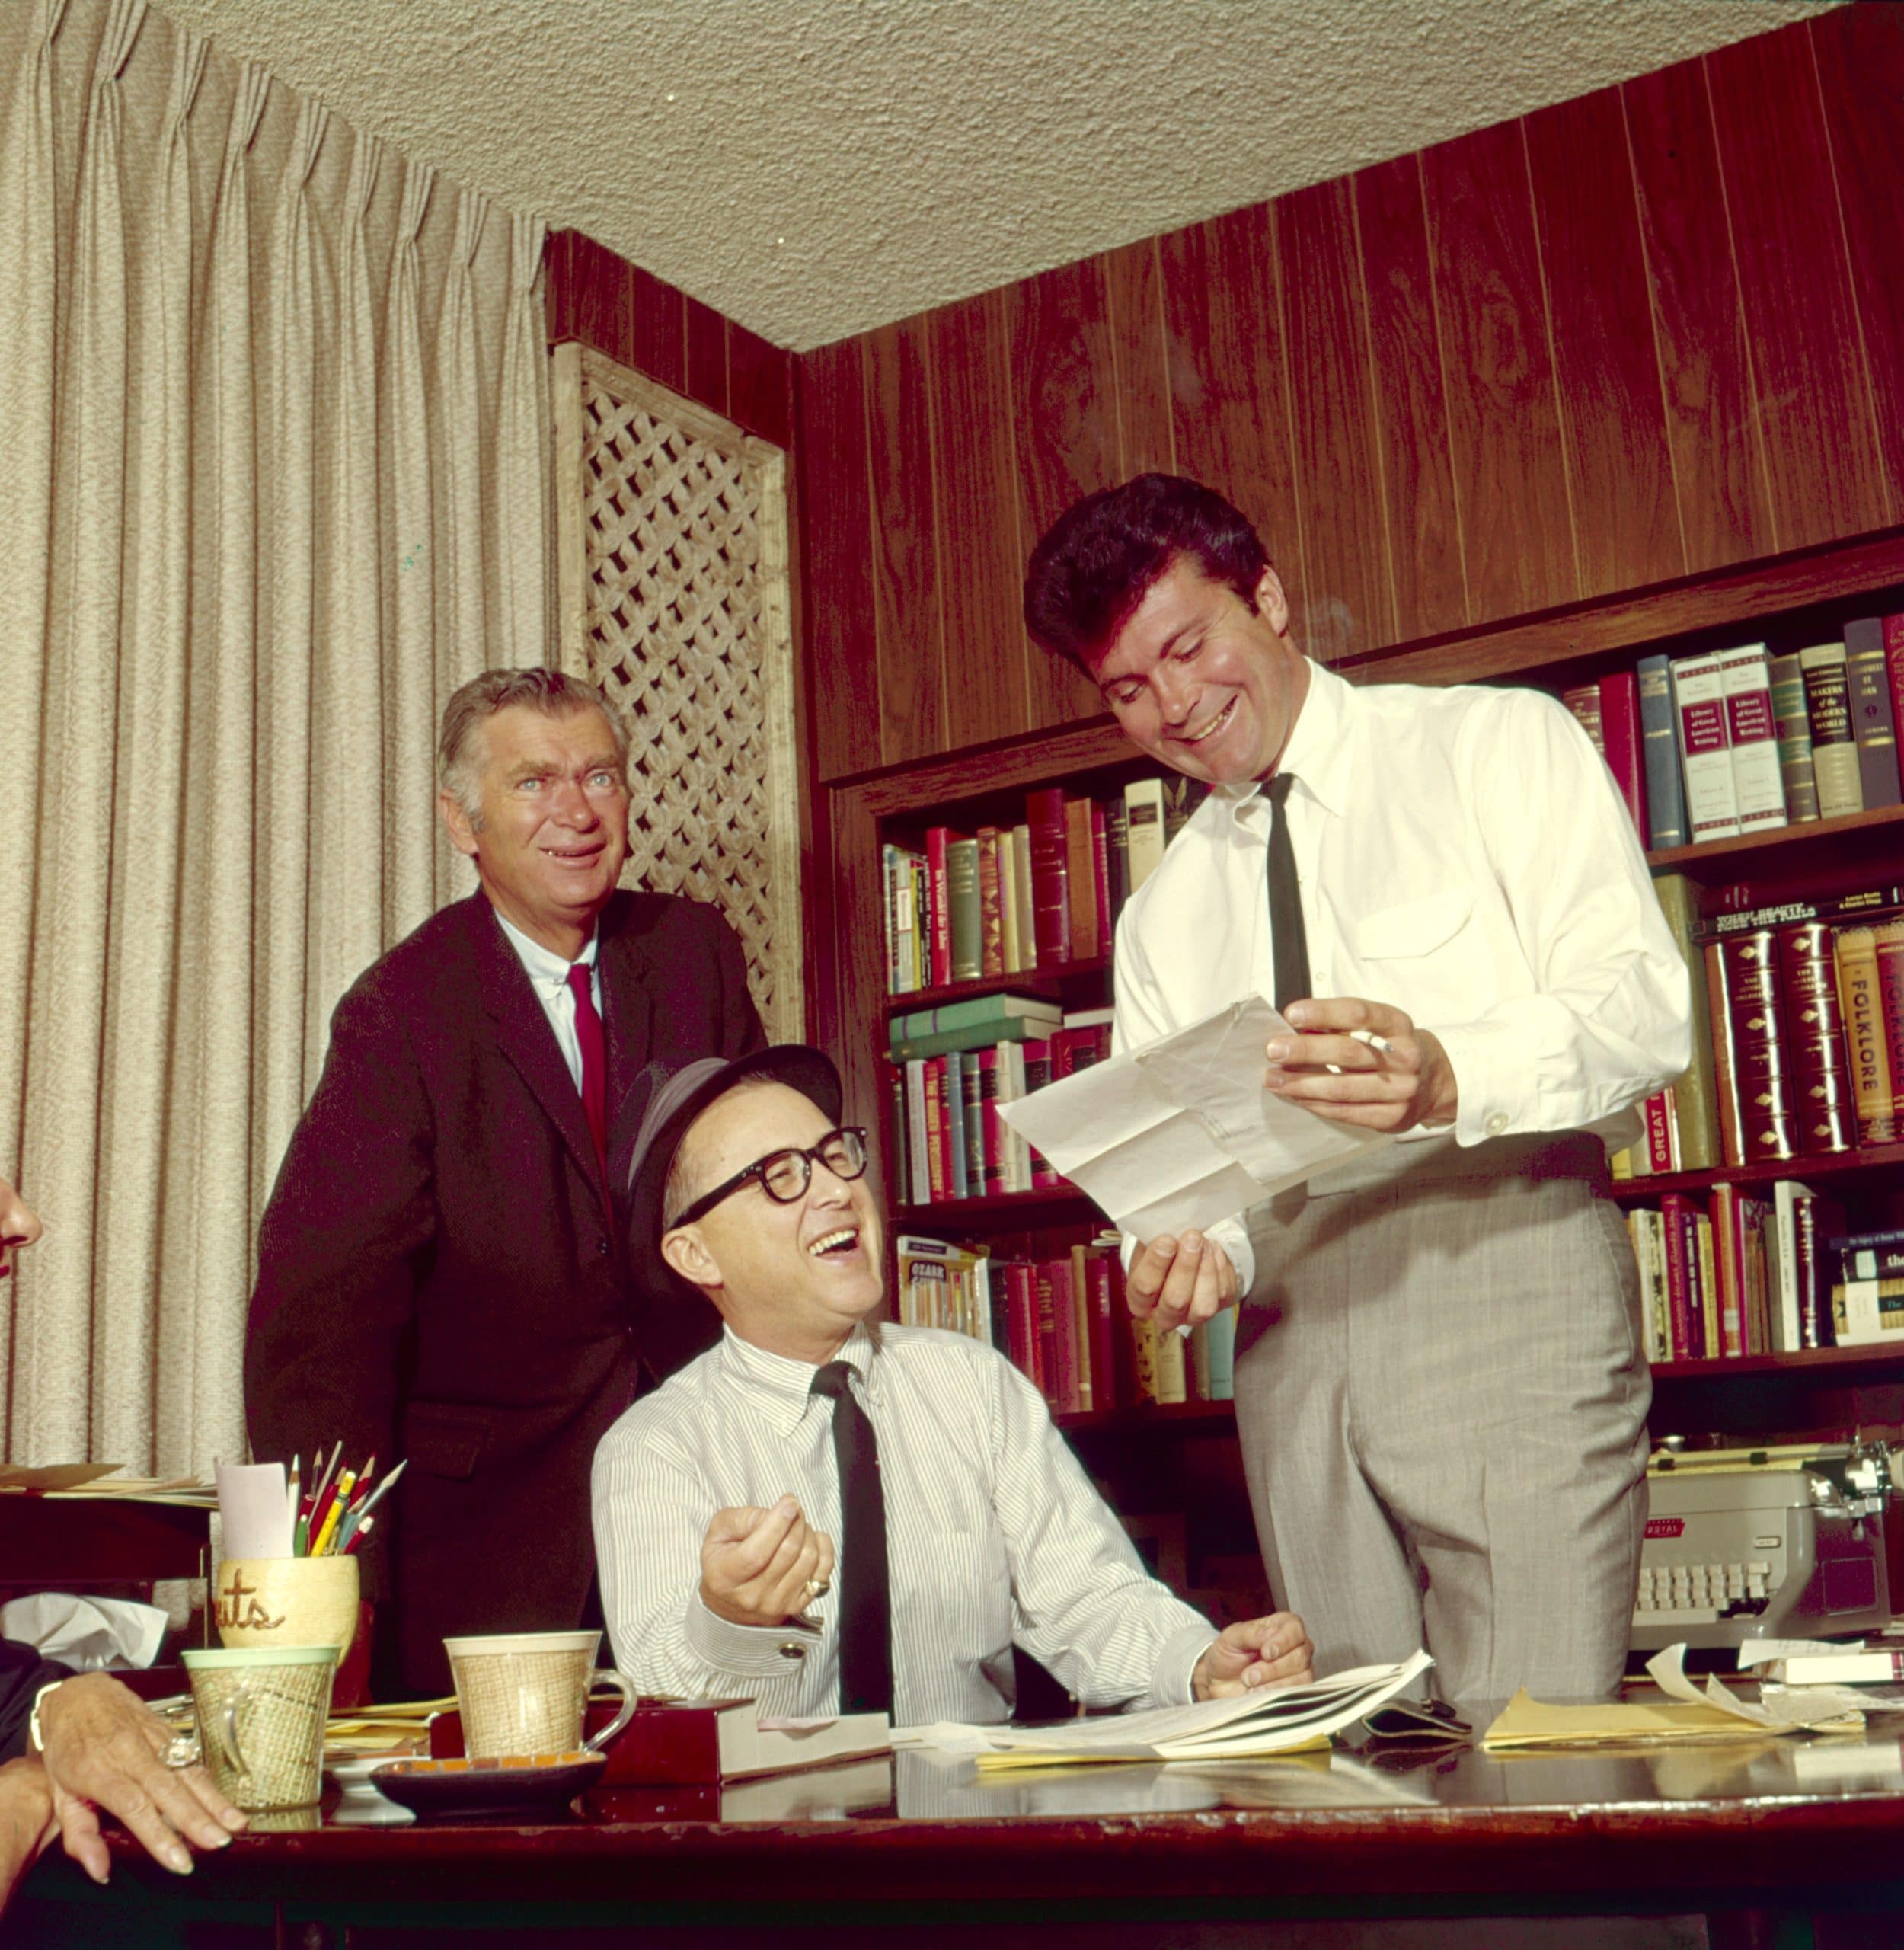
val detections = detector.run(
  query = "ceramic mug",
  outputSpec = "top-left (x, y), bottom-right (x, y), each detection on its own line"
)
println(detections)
top-left (442, 1629), bottom-right (636, 1760)
top-left (182, 1645), bottom-right (337, 1811)
top-left (214, 1555), bottom-right (359, 1659)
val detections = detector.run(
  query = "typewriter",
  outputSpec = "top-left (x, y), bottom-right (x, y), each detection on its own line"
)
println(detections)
top-left (1630, 1439), bottom-right (1899, 1654)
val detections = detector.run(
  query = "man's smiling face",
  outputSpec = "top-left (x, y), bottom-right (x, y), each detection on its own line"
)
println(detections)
top-left (442, 703), bottom-right (630, 954)
top-left (1087, 558), bottom-right (1309, 787)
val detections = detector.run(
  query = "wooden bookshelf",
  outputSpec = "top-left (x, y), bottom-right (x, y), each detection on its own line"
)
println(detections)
top-left (830, 523), bottom-right (1904, 1448)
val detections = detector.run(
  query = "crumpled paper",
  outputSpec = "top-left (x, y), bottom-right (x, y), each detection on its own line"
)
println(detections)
top-left (1, 1593), bottom-right (167, 1670)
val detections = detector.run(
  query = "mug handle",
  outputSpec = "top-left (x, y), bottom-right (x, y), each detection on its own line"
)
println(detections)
top-left (215, 1682), bottom-right (251, 1778)
top-left (583, 1668), bottom-right (637, 1756)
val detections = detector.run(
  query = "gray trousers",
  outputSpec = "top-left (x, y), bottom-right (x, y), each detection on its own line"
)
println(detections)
top-left (1235, 1131), bottom-right (1649, 1703)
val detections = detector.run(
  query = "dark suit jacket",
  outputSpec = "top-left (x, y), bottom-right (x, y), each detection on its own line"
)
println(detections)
top-left (245, 890), bottom-right (762, 1696)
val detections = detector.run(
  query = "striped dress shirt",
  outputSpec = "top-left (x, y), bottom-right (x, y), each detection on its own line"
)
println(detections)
top-left (590, 1322), bottom-right (1215, 1727)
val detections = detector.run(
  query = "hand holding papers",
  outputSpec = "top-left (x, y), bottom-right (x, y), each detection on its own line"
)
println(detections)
top-left (998, 995), bottom-right (1391, 1240)
top-left (895, 1650), bottom-right (1432, 1767)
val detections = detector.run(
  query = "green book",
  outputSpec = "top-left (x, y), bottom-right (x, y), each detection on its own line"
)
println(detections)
top-left (1767, 651), bottom-right (1819, 823)
top-left (893, 993), bottom-right (1062, 1040)
top-left (1650, 872), bottom-right (1719, 1172)
top-left (888, 1017), bottom-right (1061, 1063)
top-left (947, 838), bottom-right (982, 982)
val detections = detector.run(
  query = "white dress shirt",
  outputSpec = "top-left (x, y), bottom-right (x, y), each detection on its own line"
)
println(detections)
top-left (1114, 658), bottom-right (1691, 1293)
top-left (494, 908), bottom-right (600, 1092)
top-left (591, 1322), bottom-right (1216, 1727)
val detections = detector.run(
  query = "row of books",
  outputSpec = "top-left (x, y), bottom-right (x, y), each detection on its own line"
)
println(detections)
top-left (1561, 613), bottom-right (1904, 854)
top-left (895, 1235), bottom-right (1237, 1417)
top-left (1615, 876), bottom-right (1904, 1178)
top-left (881, 776), bottom-right (1206, 994)
top-left (886, 1009), bottom-right (1111, 1207)
top-left (1629, 1182), bottom-right (1900, 1362)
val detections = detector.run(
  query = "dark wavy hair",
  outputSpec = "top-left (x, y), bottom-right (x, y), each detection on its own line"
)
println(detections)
top-left (1022, 474), bottom-right (1271, 671)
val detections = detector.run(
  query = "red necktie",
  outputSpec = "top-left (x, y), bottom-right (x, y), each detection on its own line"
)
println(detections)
top-left (565, 962), bottom-right (608, 1186)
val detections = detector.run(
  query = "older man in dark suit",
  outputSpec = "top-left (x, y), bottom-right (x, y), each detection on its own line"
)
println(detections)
top-left (246, 668), bottom-right (762, 1696)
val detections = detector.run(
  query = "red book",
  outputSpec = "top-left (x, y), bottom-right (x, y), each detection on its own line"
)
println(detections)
top-left (1661, 1193), bottom-right (1696, 1360)
top-left (1711, 1182), bottom-right (1744, 1360)
top-left (925, 827), bottom-right (955, 989)
top-left (1599, 670), bottom-right (1647, 839)
top-left (1644, 1091), bottom-right (1676, 1175)
top-left (976, 1045), bottom-right (1005, 1195)
top-left (1886, 614), bottom-right (1904, 750)
top-left (1026, 788), bottom-right (1072, 967)
top-left (1047, 1257), bottom-right (1081, 1415)
top-left (1005, 1262), bottom-right (1038, 1383)
top-left (1085, 1248), bottom-right (1119, 1414)
top-left (1030, 1260), bottom-right (1062, 1408)
top-left (1091, 802), bottom-right (1111, 954)
top-left (1064, 798), bottom-right (1097, 960)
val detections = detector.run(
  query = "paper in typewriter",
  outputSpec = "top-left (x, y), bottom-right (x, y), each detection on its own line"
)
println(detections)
top-left (895, 1650), bottom-right (1432, 1766)
top-left (997, 995), bottom-right (1390, 1240)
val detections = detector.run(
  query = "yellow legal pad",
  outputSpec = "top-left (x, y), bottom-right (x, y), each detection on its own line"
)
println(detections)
top-left (972, 1734), bottom-right (1330, 1772)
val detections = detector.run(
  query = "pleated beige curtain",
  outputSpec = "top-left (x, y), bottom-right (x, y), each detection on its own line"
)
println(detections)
top-left (0, 0), bottom-right (555, 1473)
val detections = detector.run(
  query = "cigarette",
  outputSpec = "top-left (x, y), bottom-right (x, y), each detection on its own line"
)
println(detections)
top-left (1350, 1029), bottom-right (1397, 1057)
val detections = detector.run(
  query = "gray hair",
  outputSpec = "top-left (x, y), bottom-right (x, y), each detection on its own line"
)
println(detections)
top-left (437, 668), bottom-right (630, 823)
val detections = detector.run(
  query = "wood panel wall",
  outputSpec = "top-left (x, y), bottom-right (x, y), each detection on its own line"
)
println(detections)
top-left (794, 8), bottom-right (1904, 787)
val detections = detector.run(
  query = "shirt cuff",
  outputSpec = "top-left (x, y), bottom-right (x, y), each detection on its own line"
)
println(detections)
top-left (1431, 1021), bottom-right (1531, 1147)
top-left (1152, 1619), bottom-right (1219, 1709)
top-left (683, 1594), bottom-right (821, 1677)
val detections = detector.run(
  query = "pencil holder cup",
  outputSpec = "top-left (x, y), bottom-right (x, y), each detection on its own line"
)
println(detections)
top-left (215, 1555), bottom-right (360, 1660)
top-left (182, 1645), bottom-right (337, 1811)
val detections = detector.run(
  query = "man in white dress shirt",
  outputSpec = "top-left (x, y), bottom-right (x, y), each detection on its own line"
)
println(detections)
top-left (590, 1045), bottom-right (1314, 1725)
top-left (1022, 475), bottom-right (1690, 1701)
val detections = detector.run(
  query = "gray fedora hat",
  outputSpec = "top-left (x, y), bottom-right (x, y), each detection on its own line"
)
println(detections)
top-left (623, 1045), bottom-right (844, 1367)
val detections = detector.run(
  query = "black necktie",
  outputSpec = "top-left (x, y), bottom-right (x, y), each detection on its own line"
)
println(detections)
top-left (810, 1361), bottom-right (893, 1717)
top-left (1266, 771), bottom-right (1312, 1014)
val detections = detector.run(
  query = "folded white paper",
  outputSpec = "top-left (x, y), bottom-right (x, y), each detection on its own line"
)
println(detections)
top-left (997, 995), bottom-right (1390, 1239)
top-left (215, 1459), bottom-right (293, 1560)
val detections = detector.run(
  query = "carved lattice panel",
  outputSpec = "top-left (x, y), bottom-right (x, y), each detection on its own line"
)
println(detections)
top-left (551, 344), bottom-right (802, 1040)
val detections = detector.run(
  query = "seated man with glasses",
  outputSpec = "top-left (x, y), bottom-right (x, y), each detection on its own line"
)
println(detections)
top-left (590, 1045), bottom-right (1313, 1727)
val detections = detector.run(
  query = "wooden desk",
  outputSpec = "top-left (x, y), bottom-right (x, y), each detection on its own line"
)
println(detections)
top-left (11, 1722), bottom-right (1904, 1948)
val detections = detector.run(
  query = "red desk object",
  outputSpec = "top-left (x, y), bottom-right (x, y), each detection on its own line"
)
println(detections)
top-left (0, 1491), bottom-right (209, 1591)
top-left (430, 1696), bottom-right (762, 1785)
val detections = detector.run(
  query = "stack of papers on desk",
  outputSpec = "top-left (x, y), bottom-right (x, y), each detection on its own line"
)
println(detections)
top-left (1483, 1645), bottom-right (1866, 1750)
top-left (997, 995), bottom-right (1390, 1239)
top-left (0, 1465), bottom-right (217, 1507)
top-left (896, 1650), bottom-right (1432, 1769)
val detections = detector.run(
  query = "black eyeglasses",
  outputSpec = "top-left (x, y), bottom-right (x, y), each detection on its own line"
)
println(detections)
top-left (667, 1127), bottom-right (870, 1229)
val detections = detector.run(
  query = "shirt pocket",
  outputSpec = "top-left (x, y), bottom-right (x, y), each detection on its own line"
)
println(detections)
top-left (1350, 888), bottom-right (1484, 1025)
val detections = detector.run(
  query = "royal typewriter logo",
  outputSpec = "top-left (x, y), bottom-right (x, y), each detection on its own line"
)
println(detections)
top-left (1644, 1517), bottom-right (1686, 1539)
top-left (216, 1569), bottom-right (286, 1632)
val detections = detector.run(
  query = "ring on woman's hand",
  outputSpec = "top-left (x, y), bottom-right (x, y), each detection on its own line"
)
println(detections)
top-left (161, 1732), bottom-right (202, 1770)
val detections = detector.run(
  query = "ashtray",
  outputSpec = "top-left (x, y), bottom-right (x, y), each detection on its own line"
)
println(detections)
top-left (369, 1750), bottom-right (606, 1820)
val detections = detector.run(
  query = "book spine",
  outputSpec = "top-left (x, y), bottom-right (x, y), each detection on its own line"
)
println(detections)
top-left (977, 1046), bottom-right (1005, 1195)
top-left (1104, 798), bottom-right (1131, 935)
top-left (998, 829), bottom-right (1024, 975)
top-left (1048, 1258), bottom-right (1081, 1415)
top-left (1719, 644), bottom-right (1788, 833)
top-left (1695, 1210), bottom-right (1719, 1360)
top-left (1792, 1191), bottom-right (1828, 1348)
top-left (960, 1049), bottom-right (986, 1199)
top-left (1886, 613), bottom-right (1904, 779)
top-left (1644, 1091), bottom-right (1676, 1174)
top-left (1637, 653), bottom-right (1688, 849)
top-left (1150, 1308), bottom-right (1187, 1404)
top-left (1069, 1245), bottom-right (1094, 1413)
top-left (1124, 778), bottom-right (1167, 892)
top-left (1064, 798), bottom-right (1098, 960)
top-left (924, 1057), bottom-right (948, 1202)
top-left (1201, 1303), bottom-right (1236, 1401)
top-left (1650, 874), bottom-right (1720, 1172)
top-left (1771, 1185), bottom-right (1800, 1354)
top-left (1672, 650), bottom-right (1742, 843)
top-left (1561, 681), bottom-right (1605, 753)
top-left (1091, 801), bottom-right (1111, 957)
top-left (1023, 1039), bottom-right (1059, 1188)
top-left (1833, 925), bottom-right (1896, 1145)
top-left (1778, 921), bottom-right (1856, 1159)
top-left (1005, 1262), bottom-right (1038, 1384)
top-left (1026, 789), bottom-right (1072, 966)
top-left (947, 838), bottom-right (982, 983)
top-left (1767, 651), bottom-right (1821, 823)
top-left (1721, 929), bottom-right (1797, 1166)
top-left (1011, 826), bottom-right (1037, 970)
top-left (905, 1059), bottom-right (931, 1206)
top-left (976, 826), bottom-right (1005, 978)
top-left (883, 845), bottom-right (905, 996)
top-left (1704, 940), bottom-right (1743, 1169)
top-left (1711, 1181), bottom-right (1743, 1360)
top-left (998, 1040), bottom-right (1030, 1191)
top-left (1129, 1309), bottom-right (1159, 1405)
top-left (1874, 921), bottom-right (1904, 1148)
top-left (1801, 641), bottom-right (1865, 820)
top-left (925, 827), bottom-right (954, 987)
top-left (1032, 1261), bottom-right (1061, 1407)
top-left (1086, 1250), bottom-right (1118, 1414)
top-left (887, 1065), bottom-right (909, 1207)
top-left (1598, 670), bottom-right (1647, 839)
top-left (1845, 615), bottom-right (1903, 810)
top-left (1662, 1196), bottom-right (1697, 1357)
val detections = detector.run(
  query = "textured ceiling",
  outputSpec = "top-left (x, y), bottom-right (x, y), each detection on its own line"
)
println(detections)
top-left (156, 0), bottom-right (1834, 350)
